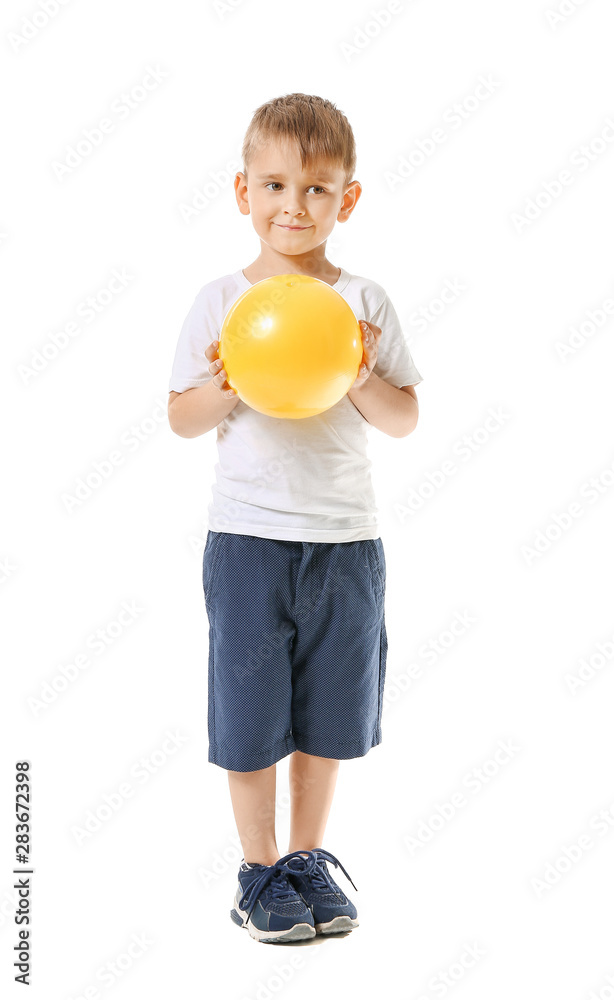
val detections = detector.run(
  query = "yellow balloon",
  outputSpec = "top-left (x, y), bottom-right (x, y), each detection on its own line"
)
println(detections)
top-left (218, 274), bottom-right (363, 419)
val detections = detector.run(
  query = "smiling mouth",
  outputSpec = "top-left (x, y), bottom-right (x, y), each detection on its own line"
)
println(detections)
top-left (276, 224), bottom-right (311, 230)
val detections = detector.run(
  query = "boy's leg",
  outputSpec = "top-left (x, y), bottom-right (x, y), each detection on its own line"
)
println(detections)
top-left (227, 764), bottom-right (280, 866)
top-left (287, 751), bottom-right (340, 853)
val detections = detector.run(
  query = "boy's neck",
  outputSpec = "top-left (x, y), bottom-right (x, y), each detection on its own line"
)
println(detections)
top-left (242, 249), bottom-right (341, 287)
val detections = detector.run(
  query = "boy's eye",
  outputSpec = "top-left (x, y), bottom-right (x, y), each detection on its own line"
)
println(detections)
top-left (265, 182), bottom-right (326, 194)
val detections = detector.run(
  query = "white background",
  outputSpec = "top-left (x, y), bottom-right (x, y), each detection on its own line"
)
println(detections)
top-left (2, 0), bottom-right (614, 997)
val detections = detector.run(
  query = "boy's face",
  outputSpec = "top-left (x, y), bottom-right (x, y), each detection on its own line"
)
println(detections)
top-left (235, 138), bottom-right (361, 262)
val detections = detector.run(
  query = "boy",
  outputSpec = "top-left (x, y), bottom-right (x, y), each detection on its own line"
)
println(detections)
top-left (167, 93), bottom-right (422, 944)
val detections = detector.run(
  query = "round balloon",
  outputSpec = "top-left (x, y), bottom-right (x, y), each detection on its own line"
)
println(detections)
top-left (218, 273), bottom-right (363, 419)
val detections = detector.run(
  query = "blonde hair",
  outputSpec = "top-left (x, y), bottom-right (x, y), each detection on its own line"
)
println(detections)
top-left (241, 93), bottom-right (357, 189)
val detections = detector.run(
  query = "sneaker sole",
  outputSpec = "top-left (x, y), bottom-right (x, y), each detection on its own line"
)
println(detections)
top-left (315, 915), bottom-right (359, 934)
top-left (231, 907), bottom-right (316, 943)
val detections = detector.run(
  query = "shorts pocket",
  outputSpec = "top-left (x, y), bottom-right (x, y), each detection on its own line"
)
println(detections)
top-left (366, 538), bottom-right (386, 598)
top-left (202, 531), bottom-right (224, 616)
top-left (376, 617), bottom-right (389, 730)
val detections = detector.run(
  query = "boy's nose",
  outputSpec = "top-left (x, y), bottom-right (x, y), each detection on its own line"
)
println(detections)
top-left (282, 206), bottom-right (304, 219)
top-left (281, 195), bottom-right (305, 216)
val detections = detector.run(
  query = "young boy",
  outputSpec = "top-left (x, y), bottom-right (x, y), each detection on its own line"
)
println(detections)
top-left (167, 93), bottom-right (423, 944)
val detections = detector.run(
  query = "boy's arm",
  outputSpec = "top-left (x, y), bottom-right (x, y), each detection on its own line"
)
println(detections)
top-left (347, 376), bottom-right (419, 439)
top-left (168, 384), bottom-right (238, 438)
top-left (168, 338), bottom-right (239, 437)
top-left (346, 319), bottom-right (419, 438)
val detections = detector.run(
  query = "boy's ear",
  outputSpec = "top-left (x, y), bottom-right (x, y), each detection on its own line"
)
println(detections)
top-left (235, 172), bottom-right (250, 215)
top-left (337, 180), bottom-right (362, 222)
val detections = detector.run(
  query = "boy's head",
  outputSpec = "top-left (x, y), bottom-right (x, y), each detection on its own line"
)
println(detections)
top-left (235, 93), bottom-right (361, 265)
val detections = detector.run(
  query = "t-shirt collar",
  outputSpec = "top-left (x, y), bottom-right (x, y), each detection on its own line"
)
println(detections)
top-left (234, 267), bottom-right (350, 294)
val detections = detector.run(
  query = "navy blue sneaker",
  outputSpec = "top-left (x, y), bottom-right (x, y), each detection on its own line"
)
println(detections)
top-left (287, 849), bottom-right (359, 934)
top-left (230, 852), bottom-right (318, 943)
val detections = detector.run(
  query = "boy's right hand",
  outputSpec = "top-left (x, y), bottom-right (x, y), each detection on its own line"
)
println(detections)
top-left (205, 340), bottom-right (237, 398)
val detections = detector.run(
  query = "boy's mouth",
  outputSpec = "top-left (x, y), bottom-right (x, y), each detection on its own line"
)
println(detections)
top-left (275, 224), bottom-right (311, 231)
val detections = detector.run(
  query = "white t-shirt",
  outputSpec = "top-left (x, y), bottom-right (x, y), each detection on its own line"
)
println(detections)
top-left (168, 268), bottom-right (423, 542)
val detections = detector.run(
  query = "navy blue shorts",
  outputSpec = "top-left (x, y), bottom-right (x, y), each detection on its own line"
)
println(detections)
top-left (201, 531), bottom-right (388, 772)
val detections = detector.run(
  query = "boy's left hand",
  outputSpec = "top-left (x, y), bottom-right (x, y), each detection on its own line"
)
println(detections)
top-left (351, 321), bottom-right (381, 390)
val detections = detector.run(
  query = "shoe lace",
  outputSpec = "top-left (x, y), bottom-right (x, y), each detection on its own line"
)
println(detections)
top-left (308, 849), bottom-right (358, 895)
top-left (267, 871), bottom-right (299, 901)
top-left (239, 851), bottom-right (318, 918)
top-left (284, 848), bottom-right (358, 897)
top-left (306, 863), bottom-right (336, 892)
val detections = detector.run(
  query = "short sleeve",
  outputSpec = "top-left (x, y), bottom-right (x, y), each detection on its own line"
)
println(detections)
top-left (369, 292), bottom-right (423, 388)
top-left (168, 288), bottom-right (218, 393)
